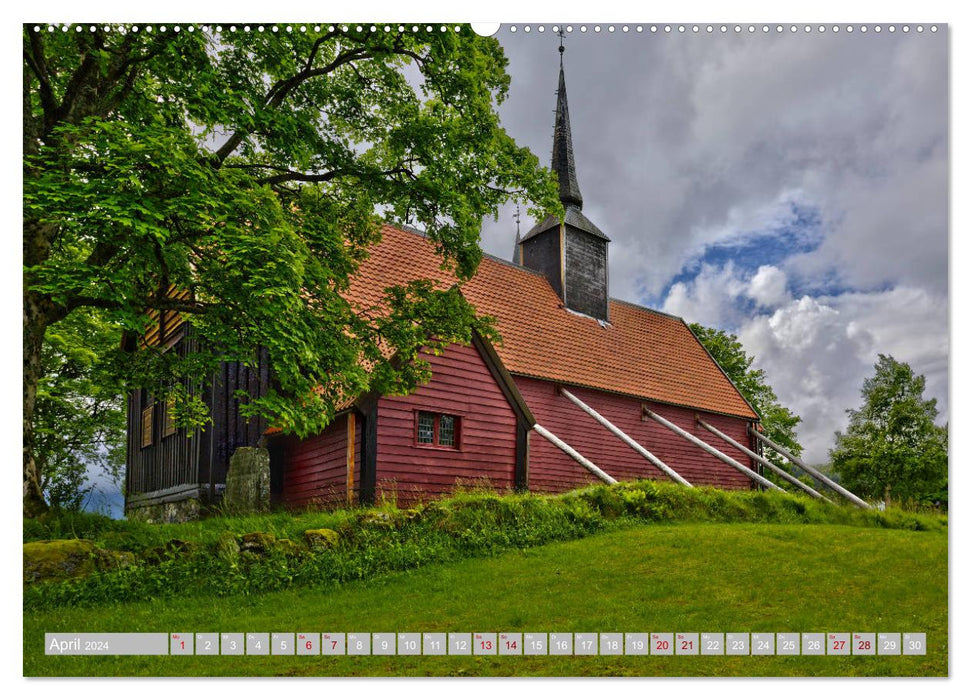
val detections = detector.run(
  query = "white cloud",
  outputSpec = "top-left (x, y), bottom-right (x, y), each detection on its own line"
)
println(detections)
top-left (661, 262), bottom-right (750, 328)
top-left (657, 257), bottom-right (947, 464)
top-left (737, 287), bottom-right (947, 463)
top-left (749, 265), bottom-right (790, 308)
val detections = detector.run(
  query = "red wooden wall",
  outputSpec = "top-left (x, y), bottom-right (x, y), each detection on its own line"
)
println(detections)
top-left (277, 347), bottom-right (757, 510)
top-left (375, 343), bottom-right (518, 505)
top-left (280, 413), bottom-right (360, 509)
top-left (515, 376), bottom-right (756, 493)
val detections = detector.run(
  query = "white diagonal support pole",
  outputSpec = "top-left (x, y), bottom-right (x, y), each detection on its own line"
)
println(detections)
top-left (748, 426), bottom-right (871, 509)
top-left (642, 408), bottom-right (784, 492)
top-left (697, 418), bottom-right (831, 502)
top-left (533, 423), bottom-right (617, 484)
top-left (559, 388), bottom-right (692, 487)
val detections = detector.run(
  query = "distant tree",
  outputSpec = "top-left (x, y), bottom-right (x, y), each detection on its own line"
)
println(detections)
top-left (22, 25), bottom-right (560, 516)
top-left (830, 354), bottom-right (947, 507)
top-left (689, 323), bottom-right (803, 476)
top-left (34, 311), bottom-right (126, 511)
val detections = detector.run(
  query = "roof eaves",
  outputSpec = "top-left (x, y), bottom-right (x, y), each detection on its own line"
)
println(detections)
top-left (521, 214), bottom-right (561, 242)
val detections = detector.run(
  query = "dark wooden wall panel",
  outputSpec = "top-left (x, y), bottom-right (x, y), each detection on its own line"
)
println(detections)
top-left (125, 336), bottom-right (201, 498)
top-left (125, 337), bottom-right (270, 504)
top-left (521, 227), bottom-right (563, 299)
top-left (515, 376), bottom-right (756, 494)
top-left (279, 413), bottom-right (357, 509)
top-left (564, 227), bottom-right (608, 320)
top-left (375, 343), bottom-right (518, 506)
top-left (206, 359), bottom-right (269, 488)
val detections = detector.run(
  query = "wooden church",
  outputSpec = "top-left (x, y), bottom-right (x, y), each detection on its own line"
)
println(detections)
top-left (125, 55), bottom-right (764, 520)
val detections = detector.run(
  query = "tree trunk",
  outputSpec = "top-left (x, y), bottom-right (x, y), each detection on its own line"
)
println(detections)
top-left (884, 483), bottom-right (892, 509)
top-left (23, 290), bottom-right (50, 517)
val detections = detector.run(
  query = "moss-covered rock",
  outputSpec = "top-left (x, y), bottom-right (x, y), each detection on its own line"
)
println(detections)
top-left (239, 532), bottom-right (276, 554)
top-left (23, 539), bottom-right (135, 584)
top-left (357, 511), bottom-right (395, 528)
top-left (402, 508), bottom-right (424, 523)
top-left (273, 538), bottom-right (304, 557)
top-left (95, 549), bottom-right (137, 571)
top-left (24, 539), bottom-right (97, 584)
top-left (215, 532), bottom-right (240, 562)
top-left (303, 528), bottom-right (340, 549)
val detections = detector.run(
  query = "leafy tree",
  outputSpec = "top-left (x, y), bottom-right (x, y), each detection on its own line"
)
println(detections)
top-left (22, 24), bottom-right (560, 516)
top-left (830, 354), bottom-right (947, 507)
top-left (35, 310), bottom-right (126, 511)
top-left (689, 323), bottom-right (803, 477)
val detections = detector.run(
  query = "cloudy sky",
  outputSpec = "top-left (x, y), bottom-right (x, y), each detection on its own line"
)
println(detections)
top-left (480, 25), bottom-right (948, 464)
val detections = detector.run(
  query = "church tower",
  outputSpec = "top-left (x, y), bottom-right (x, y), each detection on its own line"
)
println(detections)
top-left (517, 43), bottom-right (610, 321)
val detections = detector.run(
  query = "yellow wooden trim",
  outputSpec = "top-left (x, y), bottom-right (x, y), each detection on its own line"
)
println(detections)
top-left (140, 404), bottom-right (154, 448)
top-left (346, 413), bottom-right (356, 506)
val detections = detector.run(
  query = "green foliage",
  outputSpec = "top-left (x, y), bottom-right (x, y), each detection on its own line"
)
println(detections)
top-left (35, 311), bottom-right (126, 510)
top-left (689, 323), bottom-right (803, 481)
top-left (22, 25), bottom-right (561, 503)
top-left (831, 355), bottom-right (948, 507)
top-left (23, 480), bottom-right (944, 610)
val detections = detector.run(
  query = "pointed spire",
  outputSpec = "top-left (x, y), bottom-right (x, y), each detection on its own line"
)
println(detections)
top-left (552, 42), bottom-right (583, 209)
top-left (512, 204), bottom-right (523, 264)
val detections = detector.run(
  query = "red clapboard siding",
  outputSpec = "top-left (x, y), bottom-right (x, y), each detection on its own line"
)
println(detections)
top-left (375, 343), bottom-right (518, 505)
top-left (281, 413), bottom-right (360, 508)
top-left (515, 376), bottom-right (756, 493)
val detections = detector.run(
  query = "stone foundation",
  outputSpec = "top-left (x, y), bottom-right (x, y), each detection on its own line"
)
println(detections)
top-left (126, 497), bottom-right (202, 524)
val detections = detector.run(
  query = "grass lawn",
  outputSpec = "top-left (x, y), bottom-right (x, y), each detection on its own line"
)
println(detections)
top-left (24, 522), bottom-right (947, 677)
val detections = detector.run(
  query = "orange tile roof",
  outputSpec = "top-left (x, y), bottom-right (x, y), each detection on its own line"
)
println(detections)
top-left (344, 224), bottom-right (757, 420)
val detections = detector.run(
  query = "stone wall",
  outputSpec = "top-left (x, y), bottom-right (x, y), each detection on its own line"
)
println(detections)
top-left (126, 497), bottom-right (202, 524)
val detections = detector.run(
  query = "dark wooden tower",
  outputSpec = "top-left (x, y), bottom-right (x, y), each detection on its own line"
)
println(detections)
top-left (518, 45), bottom-right (610, 321)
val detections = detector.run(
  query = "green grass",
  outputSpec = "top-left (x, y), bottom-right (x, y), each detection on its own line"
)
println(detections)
top-left (23, 481), bottom-right (947, 611)
top-left (24, 522), bottom-right (947, 677)
top-left (24, 481), bottom-right (946, 553)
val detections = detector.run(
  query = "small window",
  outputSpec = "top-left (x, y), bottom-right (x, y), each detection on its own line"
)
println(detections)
top-left (439, 414), bottom-right (456, 447)
top-left (162, 397), bottom-right (177, 438)
top-left (140, 403), bottom-right (154, 448)
top-left (415, 411), bottom-right (461, 449)
top-left (417, 412), bottom-right (435, 444)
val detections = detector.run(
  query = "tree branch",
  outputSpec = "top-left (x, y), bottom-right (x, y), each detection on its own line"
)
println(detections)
top-left (213, 45), bottom-right (372, 166)
top-left (62, 295), bottom-right (125, 312)
top-left (262, 165), bottom-right (417, 187)
top-left (24, 34), bottom-right (58, 125)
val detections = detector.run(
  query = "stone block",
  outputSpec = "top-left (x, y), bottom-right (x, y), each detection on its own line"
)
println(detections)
top-left (23, 539), bottom-right (136, 584)
top-left (223, 447), bottom-right (270, 514)
top-left (303, 528), bottom-right (340, 549)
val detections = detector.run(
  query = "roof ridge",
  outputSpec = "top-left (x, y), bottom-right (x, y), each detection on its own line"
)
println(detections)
top-left (381, 222), bottom-right (550, 281)
top-left (480, 251), bottom-right (548, 278)
top-left (608, 296), bottom-right (684, 321)
top-left (382, 221), bottom-right (428, 237)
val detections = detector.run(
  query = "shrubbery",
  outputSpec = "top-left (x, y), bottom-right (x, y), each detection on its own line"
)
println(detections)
top-left (23, 480), bottom-right (945, 611)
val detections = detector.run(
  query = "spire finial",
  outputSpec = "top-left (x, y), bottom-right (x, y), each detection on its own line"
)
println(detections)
top-left (551, 32), bottom-right (583, 209)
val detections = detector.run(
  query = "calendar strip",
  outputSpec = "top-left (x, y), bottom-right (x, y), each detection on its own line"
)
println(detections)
top-left (45, 632), bottom-right (926, 656)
